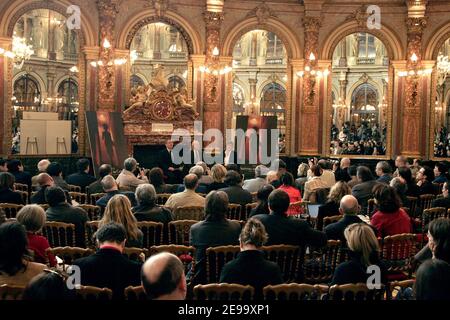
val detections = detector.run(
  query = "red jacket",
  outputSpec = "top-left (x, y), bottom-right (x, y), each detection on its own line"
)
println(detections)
top-left (370, 208), bottom-right (412, 238)
top-left (27, 233), bottom-right (57, 267)
top-left (278, 185), bottom-right (302, 215)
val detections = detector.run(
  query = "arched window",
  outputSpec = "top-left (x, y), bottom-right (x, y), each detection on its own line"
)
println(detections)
top-left (260, 82), bottom-right (286, 111)
top-left (357, 33), bottom-right (376, 58)
top-left (232, 83), bottom-right (245, 112)
top-left (351, 83), bottom-right (379, 124)
top-left (168, 75), bottom-right (186, 91)
top-left (13, 75), bottom-right (41, 108)
top-left (58, 79), bottom-right (78, 105)
top-left (130, 75), bottom-right (145, 89)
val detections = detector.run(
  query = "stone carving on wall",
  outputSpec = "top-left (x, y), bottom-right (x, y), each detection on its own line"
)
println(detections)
top-left (144, 0), bottom-right (176, 17)
top-left (345, 4), bottom-right (371, 28)
top-left (302, 16), bottom-right (321, 107)
top-left (246, 1), bottom-right (277, 25)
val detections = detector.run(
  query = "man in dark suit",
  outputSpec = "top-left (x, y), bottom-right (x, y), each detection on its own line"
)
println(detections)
top-left (86, 164), bottom-right (112, 196)
top-left (375, 161), bottom-right (393, 185)
top-left (73, 223), bottom-right (142, 299)
top-left (351, 166), bottom-right (380, 212)
top-left (31, 173), bottom-right (72, 204)
top-left (66, 158), bottom-right (96, 192)
top-left (7, 159), bottom-right (32, 190)
top-left (334, 158), bottom-right (351, 182)
top-left (432, 182), bottom-right (450, 209)
top-left (219, 170), bottom-right (252, 205)
top-left (45, 186), bottom-right (88, 247)
top-left (158, 139), bottom-right (183, 184)
top-left (96, 175), bottom-right (136, 213)
top-left (324, 195), bottom-right (366, 242)
top-left (253, 189), bottom-right (327, 247)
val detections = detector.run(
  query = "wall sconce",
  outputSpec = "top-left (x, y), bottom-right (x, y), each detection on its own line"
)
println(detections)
top-left (296, 52), bottom-right (329, 105)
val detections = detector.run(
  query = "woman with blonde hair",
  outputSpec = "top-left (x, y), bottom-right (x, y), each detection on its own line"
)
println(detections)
top-left (317, 181), bottom-right (351, 230)
top-left (99, 194), bottom-right (143, 248)
top-left (220, 218), bottom-right (282, 298)
top-left (207, 164), bottom-right (228, 192)
top-left (331, 223), bottom-right (386, 285)
top-left (295, 163), bottom-right (309, 193)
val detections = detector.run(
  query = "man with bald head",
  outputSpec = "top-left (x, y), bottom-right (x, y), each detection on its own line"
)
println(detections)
top-left (141, 252), bottom-right (186, 300)
top-left (324, 195), bottom-right (366, 241)
top-left (334, 157), bottom-right (351, 182)
top-left (31, 173), bottom-right (73, 204)
top-left (165, 173), bottom-right (205, 210)
top-left (32, 159), bottom-right (51, 188)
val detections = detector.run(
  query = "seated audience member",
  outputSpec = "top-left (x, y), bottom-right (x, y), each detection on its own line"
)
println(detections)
top-left (220, 218), bottom-right (282, 298)
top-left (220, 170), bottom-right (252, 206)
top-left (16, 205), bottom-right (56, 267)
top-left (433, 162), bottom-right (448, 184)
top-left (7, 159), bottom-right (32, 189)
top-left (249, 184), bottom-right (275, 217)
top-left (416, 166), bottom-right (436, 195)
top-left (414, 218), bottom-right (450, 265)
top-left (410, 158), bottom-right (421, 177)
top-left (196, 161), bottom-right (213, 185)
top-left (46, 162), bottom-right (70, 191)
top-left (45, 186), bottom-right (88, 247)
top-left (393, 155), bottom-right (409, 177)
top-left (133, 184), bottom-right (173, 224)
top-left (270, 159), bottom-right (288, 189)
top-left (148, 167), bottom-right (177, 194)
top-left (266, 170), bottom-right (279, 186)
top-left (0, 221), bottom-right (46, 287)
top-left (318, 159), bottom-right (336, 188)
top-left (398, 167), bottom-right (420, 197)
top-left (347, 165), bottom-right (359, 188)
top-left (23, 269), bottom-right (75, 300)
top-left (414, 259), bottom-right (450, 300)
top-left (66, 158), bottom-right (96, 192)
top-left (141, 252), bottom-right (187, 300)
top-left (116, 157), bottom-right (149, 192)
top-left (295, 163), bottom-right (309, 193)
top-left (390, 177), bottom-right (408, 207)
top-left (189, 191), bottom-right (241, 284)
top-left (73, 222), bottom-right (142, 299)
top-left (226, 163), bottom-right (241, 175)
top-left (370, 184), bottom-right (411, 237)
top-left (303, 165), bottom-right (327, 201)
top-left (207, 164), bottom-right (228, 192)
top-left (31, 159), bottom-right (50, 188)
top-left (432, 182), bottom-right (450, 209)
top-left (0, 172), bottom-right (24, 204)
top-left (317, 181), bottom-right (351, 230)
top-left (96, 175), bottom-right (137, 211)
top-left (165, 174), bottom-right (206, 210)
top-left (243, 165), bottom-right (267, 193)
top-left (87, 164), bottom-right (112, 196)
top-left (351, 166), bottom-right (380, 212)
top-left (31, 173), bottom-right (71, 205)
top-left (176, 165), bottom-right (208, 193)
top-left (334, 158), bottom-right (351, 182)
top-left (375, 161), bottom-right (393, 184)
top-left (331, 223), bottom-right (386, 285)
top-left (253, 189), bottom-right (327, 247)
top-left (278, 172), bottom-right (302, 215)
top-left (0, 159), bottom-right (7, 172)
top-left (324, 195), bottom-right (365, 241)
top-left (99, 194), bottom-right (143, 248)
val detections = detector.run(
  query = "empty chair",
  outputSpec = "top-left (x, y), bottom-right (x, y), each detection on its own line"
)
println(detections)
top-left (43, 222), bottom-right (76, 247)
top-left (168, 220), bottom-right (198, 246)
top-left (193, 283), bottom-right (254, 301)
top-left (77, 204), bottom-right (101, 221)
top-left (0, 204), bottom-right (24, 219)
top-left (261, 245), bottom-right (303, 283)
top-left (137, 221), bottom-right (164, 247)
top-left (303, 240), bottom-right (342, 284)
top-left (380, 233), bottom-right (417, 280)
top-left (263, 283), bottom-right (328, 301)
top-left (173, 206), bottom-right (204, 221)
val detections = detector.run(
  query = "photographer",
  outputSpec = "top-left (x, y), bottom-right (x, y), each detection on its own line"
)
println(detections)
top-left (116, 157), bottom-right (148, 192)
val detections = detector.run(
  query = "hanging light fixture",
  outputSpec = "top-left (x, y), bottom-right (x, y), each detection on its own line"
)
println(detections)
top-left (0, 36), bottom-right (34, 69)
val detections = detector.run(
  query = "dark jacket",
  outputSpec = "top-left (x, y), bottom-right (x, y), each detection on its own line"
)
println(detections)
top-left (87, 180), bottom-right (103, 196)
top-left (334, 168), bottom-right (351, 182)
top-left (0, 188), bottom-right (24, 205)
top-left (190, 219), bottom-right (241, 284)
top-left (249, 203), bottom-right (270, 218)
top-left (331, 251), bottom-right (387, 286)
top-left (52, 176), bottom-right (70, 191)
top-left (220, 250), bottom-right (283, 299)
top-left (158, 148), bottom-right (181, 175)
top-left (406, 183), bottom-right (420, 198)
top-left (352, 180), bottom-right (380, 211)
top-left (66, 172), bottom-right (96, 192)
top-left (253, 213), bottom-right (327, 247)
top-left (73, 247), bottom-right (142, 299)
top-left (154, 184), bottom-right (178, 194)
top-left (132, 204), bottom-right (173, 224)
top-left (317, 201), bottom-right (340, 231)
top-left (46, 203), bottom-right (88, 247)
top-left (11, 171), bottom-right (32, 189)
top-left (324, 215), bottom-right (365, 242)
top-left (96, 190), bottom-right (137, 211)
top-left (377, 174), bottom-right (392, 185)
top-left (206, 182), bottom-right (228, 193)
top-left (31, 185), bottom-right (71, 204)
top-left (219, 186), bottom-right (252, 206)
top-left (418, 181), bottom-right (435, 196)
top-left (432, 196), bottom-right (450, 209)
top-left (176, 184), bottom-right (208, 194)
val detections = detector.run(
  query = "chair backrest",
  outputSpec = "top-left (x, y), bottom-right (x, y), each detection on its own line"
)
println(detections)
top-left (124, 285), bottom-right (147, 300)
top-left (288, 201), bottom-right (304, 217)
top-left (14, 183), bottom-right (28, 192)
top-left (173, 206), bottom-right (204, 221)
top-left (381, 233), bottom-right (417, 275)
top-left (328, 283), bottom-right (385, 301)
top-left (261, 245), bottom-right (303, 283)
top-left (84, 221), bottom-right (100, 249)
top-left (168, 220), bottom-right (198, 246)
top-left (69, 192), bottom-right (88, 204)
top-left (43, 221), bottom-right (76, 247)
top-left (322, 215), bottom-right (343, 229)
top-left (156, 193), bottom-right (171, 205)
top-left (149, 245), bottom-right (196, 274)
top-left (206, 245), bottom-right (240, 283)
top-left (367, 198), bottom-right (376, 216)
top-left (0, 203), bottom-right (24, 219)
top-left (244, 203), bottom-right (257, 220)
top-left (263, 283), bottom-right (328, 300)
top-left (122, 247), bottom-right (149, 262)
top-left (419, 194), bottom-right (436, 212)
top-left (193, 283), bottom-right (254, 300)
top-left (432, 183), bottom-right (443, 196)
top-left (406, 196), bottom-right (418, 218)
top-left (137, 221), bottom-right (164, 247)
top-left (77, 204), bottom-right (101, 221)
top-left (226, 204), bottom-right (243, 220)
top-left (17, 191), bottom-right (29, 204)
top-left (68, 184), bottom-right (82, 192)
top-left (422, 207), bottom-right (449, 232)
top-left (47, 247), bottom-right (94, 270)
top-left (89, 193), bottom-right (105, 205)
top-left (388, 279), bottom-right (415, 300)
top-left (0, 284), bottom-right (24, 300)
top-left (75, 285), bottom-right (113, 300)
top-left (303, 240), bottom-right (342, 284)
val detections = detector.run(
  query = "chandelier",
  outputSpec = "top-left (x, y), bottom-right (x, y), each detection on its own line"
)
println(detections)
top-left (397, 53), bottom-right (433, 77)
top-left (199, 46), bottom-right (232, 75)
top-left (296, 53), bottom-right (330, 78)
top-left (89, 39), bottom-right (133, 68)
top-left (436, 53), bottom-right (450, 86)
top-left (0, 36), bottom-right (34, 69)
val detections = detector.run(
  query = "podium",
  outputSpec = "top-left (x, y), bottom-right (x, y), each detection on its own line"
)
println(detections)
top-left (20, 112), bottom-right (72, 155)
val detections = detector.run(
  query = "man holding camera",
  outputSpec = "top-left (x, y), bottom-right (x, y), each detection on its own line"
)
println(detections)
top-left (116, 157), bottom-right (148, 192)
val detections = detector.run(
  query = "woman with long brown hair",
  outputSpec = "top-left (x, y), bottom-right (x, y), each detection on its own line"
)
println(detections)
top-left (99, 194), bottom-right (143, 248)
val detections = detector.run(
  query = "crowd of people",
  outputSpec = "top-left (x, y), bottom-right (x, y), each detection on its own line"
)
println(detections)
top-left (434, 126), bottom-right (450, 157)
top-left (1, 153), bottom-right (450, 301)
